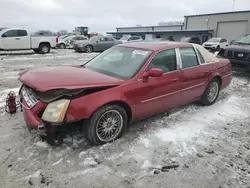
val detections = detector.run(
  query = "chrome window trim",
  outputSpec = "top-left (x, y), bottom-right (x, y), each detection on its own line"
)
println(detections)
top-left (193, 46), bottom-right (202, 65)
top-left (222, 73), bottom-right (233, 78)
top-left (178, 47), bottom-right (201, 70)
top-left (141, 82), bottom-right (205, 104)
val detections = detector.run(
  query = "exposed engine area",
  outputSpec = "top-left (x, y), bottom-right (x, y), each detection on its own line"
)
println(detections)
top-left (25, 85), bottom-right (115, 103)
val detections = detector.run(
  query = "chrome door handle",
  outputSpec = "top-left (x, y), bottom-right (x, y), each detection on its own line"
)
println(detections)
top-left (171, 78), bottom-right (178, 82)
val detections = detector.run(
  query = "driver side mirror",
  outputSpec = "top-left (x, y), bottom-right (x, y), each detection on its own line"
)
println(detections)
top-left (2, 34), bottom-right (7, 38)
top-left (142, 68), bottom-right (163, 80)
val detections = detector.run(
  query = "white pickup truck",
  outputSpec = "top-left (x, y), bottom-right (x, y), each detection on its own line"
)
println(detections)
top-left (0, 28), bottom-right (57, 54)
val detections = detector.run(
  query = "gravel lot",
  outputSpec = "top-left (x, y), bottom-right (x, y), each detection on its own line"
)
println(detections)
top-left (0, 50), bottom-right (250, 188)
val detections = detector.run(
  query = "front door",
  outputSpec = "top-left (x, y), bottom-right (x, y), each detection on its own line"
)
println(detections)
top-left (1, 30), bottom-right (19, 49)
top-left (134, 48), bottom-right (182, 120)
top-left (178, 47), bottom-right (212, 104)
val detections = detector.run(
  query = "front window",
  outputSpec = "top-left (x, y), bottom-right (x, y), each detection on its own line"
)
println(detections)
top-left (90, 36), bottom-right (99, 42)
top-left (233, 34), bottom-right (250, 45)
top-left (207, 38), bottom-right (221, 42)
top-left (84, 46), bottom-right (153, 80)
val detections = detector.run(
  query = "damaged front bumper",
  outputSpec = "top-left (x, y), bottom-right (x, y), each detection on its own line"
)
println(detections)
top-left (19, 86), bottom-right (60, 136)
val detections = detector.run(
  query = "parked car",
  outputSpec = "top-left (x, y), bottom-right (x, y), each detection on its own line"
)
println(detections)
top-left (181, 36), bottom-right (201, 45)
top-left (120, 35), bottom-right (143, 43)
top-left (18, 42), bottom-right (232, 145)
top-left (57, 35), bottom-right (88, 49)
top-left (73, 36), bottom-right (122, 53)
top-left (0, 28), bottom-right (57, 54)
top-left (218, 34), bottom-right (250, 71)
top-left (202, 38), bottom-right (228, 52)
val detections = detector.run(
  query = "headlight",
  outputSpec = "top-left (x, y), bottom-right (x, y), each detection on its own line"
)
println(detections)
top-left (42, 99), bottom-right (70, 123)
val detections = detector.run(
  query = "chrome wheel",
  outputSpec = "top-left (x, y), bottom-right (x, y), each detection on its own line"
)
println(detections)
top-left (96, 110), bottom-right (123, 142)
top-left (42, 46), bottom-right (49, 53)
top-left (207, 82), bottom-right (219, 102)
top-left (85, 45), bottom-right (92, 53)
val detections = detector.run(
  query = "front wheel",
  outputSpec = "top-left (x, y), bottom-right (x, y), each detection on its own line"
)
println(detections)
top-left (84, 104), bottom-right (128, 145)
top-left (201, 78), bottom-right (220, 105)
top-left (85, 45), bottom-right (93, 53)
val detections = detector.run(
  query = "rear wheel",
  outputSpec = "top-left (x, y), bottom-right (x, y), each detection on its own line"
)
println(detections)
top-left (59, 43), bottom-right (66, 49)
top-left (84, 104), bottom-right (127, 145)
top-left (39, 44), bottom-right (50, 54)
top-left (85, 45), bottom-right (93, 53)
top-left (201, 78), bottom-right (220, 105)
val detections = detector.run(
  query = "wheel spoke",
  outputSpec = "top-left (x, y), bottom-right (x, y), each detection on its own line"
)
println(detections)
top-left (95, 110), bottom-right (123, 142)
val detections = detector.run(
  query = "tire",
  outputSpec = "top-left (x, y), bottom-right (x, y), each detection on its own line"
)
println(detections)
top-left (216, 45), bottom-right (220, 52)
top-left (33, 49), bottom-right (39, 53)
top-left (85, 45), bottom-right (93, 53)
top-left (201, 78), bottom-right (220, 105)
top-left (39, 44), bottom-right (51, 54)
top-left (84, 104), bottom-right (128, 145)
top-left (59, 43), bottom-right (66, 49)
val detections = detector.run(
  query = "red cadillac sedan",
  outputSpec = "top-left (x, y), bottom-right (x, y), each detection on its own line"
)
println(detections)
top-left (18, 42), bottom-right (232, 145)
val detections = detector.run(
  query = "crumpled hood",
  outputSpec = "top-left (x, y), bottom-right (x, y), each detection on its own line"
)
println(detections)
top-left (18, 66), bottom-right (123, 92)
top-left (224, 44), bottom-right (250, 52)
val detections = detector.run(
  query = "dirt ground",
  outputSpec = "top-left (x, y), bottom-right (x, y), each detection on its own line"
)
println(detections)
top-left (0, 50), bottom-right (250, 188)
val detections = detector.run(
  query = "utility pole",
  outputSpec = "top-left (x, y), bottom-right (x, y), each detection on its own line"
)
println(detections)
top-left (232, 0), bottom-right (236, 10)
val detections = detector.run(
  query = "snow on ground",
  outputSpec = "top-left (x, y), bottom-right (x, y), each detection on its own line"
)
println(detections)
top-left (0, 50), bottom-right (250, 188)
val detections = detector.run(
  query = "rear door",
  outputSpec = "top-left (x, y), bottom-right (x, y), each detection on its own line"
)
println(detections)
top-left (135, 48), bottom-right (182, 120)
top-left (17, 30), bottom-right (30, 49)
top-left (105, 37), bottom-right (116, 48)
top-left (96, 36), bottom-right (110, 51)
top-left (178, 46), bottom-right (212, 105)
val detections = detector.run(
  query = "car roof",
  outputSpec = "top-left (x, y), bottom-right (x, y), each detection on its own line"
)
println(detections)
top-left (117, 41), bottom-right (193, 51)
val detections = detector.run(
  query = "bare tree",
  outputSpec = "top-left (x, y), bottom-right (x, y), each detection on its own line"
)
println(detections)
top-left (135, 24), bottom-right (142, 27)
top-left (158, 20), bottom-right (184, 26)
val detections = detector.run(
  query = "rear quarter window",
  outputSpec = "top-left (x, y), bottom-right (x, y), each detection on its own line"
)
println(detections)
top-left (179, 47), bottom-right (199, 68)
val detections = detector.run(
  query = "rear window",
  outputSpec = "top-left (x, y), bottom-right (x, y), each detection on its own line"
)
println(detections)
top-left (18, 30), bottom-right (28, 37)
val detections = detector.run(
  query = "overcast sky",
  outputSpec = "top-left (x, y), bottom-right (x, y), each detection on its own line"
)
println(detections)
top-left (0, 0), bottom-right (250, 33)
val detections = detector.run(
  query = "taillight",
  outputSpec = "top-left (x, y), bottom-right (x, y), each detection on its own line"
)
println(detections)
top-left (56, 36), bottom-right (59, 44)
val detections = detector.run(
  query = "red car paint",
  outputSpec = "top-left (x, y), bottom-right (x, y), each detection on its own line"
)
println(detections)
top-left (19, 42), bottom-right (232, 131)
top-left (19, 66), bottom-right (124, 92)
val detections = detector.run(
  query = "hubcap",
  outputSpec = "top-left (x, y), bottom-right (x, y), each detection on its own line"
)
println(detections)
top-left (86, 46), bottom-right (92, 53)
top-left (207, 82), bottom-right (219, 102)
top-left (42, 46), bottom-right (49, 53)
top-left (96, 110), bottom-right (123, 142)
top-left (60, 44), bottom-right (65, 49)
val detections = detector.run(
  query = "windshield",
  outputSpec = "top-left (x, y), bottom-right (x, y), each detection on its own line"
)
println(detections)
top-left (84, 46), bottom-right (153, 80)
top-left (207, 38), bottom-right (221, 42)
top-left (120, 36), bottom-right (129, 40)
top-left (233, 34), bottom-right (250, 44)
